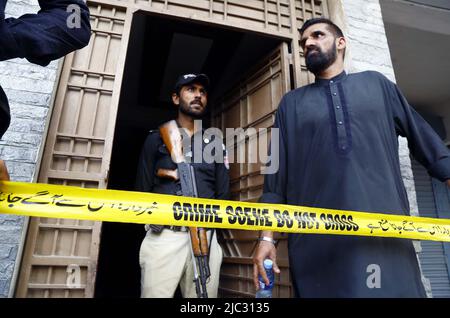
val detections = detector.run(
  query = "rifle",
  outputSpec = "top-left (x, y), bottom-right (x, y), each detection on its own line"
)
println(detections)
top-left (159, 120), bottom-right (210, 298)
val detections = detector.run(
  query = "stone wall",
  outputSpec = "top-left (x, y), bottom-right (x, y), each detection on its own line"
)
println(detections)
top-left (0, 0), bottom-right (60, 297)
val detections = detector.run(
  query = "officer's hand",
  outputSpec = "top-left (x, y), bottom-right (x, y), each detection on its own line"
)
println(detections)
top-left (0, 160), bottom-right (10, 181)
top-left (446, 180), bottom-right (450, 188)
top-left (252, 240), bottom-right (280, 290)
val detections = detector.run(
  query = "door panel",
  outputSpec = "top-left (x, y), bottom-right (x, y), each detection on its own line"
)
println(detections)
top-left (16, 3), bottom-right (131, 298)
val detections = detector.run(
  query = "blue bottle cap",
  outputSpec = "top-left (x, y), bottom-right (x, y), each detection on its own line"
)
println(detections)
top-left (263, 259), bottom-right (273, 269)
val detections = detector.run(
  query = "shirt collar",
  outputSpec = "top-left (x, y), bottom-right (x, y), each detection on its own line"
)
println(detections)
top-left (314, 70), bottom-right (347, 86)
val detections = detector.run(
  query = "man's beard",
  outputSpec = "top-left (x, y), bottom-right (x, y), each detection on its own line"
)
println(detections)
top-left (305, 42), bottom-right (337, 75)
top-left (179, 100), bottom-right (206, 119)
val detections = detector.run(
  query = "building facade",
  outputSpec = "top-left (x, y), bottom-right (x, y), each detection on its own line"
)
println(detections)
top-left (0, 0), bottom-right (449, 297)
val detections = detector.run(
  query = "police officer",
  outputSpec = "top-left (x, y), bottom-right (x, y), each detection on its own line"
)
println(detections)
top-left (135, 73), bottom-right (230, 298)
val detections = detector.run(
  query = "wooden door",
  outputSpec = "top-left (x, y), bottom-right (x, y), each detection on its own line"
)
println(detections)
top-left (16, 2), bottom-right (132, 298)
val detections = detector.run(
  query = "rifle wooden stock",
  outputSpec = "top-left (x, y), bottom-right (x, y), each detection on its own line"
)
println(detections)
top-left (159, 120), bottom-right (184, 164)
top-left (189, 227), bottom-right (209, 256)
top-left (156, 168), bottom-right (179, 181)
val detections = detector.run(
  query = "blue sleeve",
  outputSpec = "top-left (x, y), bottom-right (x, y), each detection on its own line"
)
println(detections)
top-left (0, 0), bottom-right (91, 66)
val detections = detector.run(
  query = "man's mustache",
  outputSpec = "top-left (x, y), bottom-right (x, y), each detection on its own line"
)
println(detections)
top-left (190, 100), bottom-right (203, 107)
top-left (306, 46), bottom-right (321, 57)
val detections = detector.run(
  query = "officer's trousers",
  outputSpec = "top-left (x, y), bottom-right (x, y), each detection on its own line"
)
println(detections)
top-left (139, 228), bottom-right (223, 298)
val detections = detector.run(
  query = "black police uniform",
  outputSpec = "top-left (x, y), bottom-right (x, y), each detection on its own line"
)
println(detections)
top-left (135, 128), bottom-right (230, 231)
top-left (0, 0), bottom-right (91, 138)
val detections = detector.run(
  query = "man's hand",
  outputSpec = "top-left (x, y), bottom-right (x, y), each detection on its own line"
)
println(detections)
top-left (252, 234), bottom-right (280, 290)
top-left (446, 180), bottom-right (450, 188)
top-left (0, 160), bottom-right (10, 181)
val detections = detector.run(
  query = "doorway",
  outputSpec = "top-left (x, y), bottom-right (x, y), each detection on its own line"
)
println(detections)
top-left (94, 11), bottom-right (283, 297)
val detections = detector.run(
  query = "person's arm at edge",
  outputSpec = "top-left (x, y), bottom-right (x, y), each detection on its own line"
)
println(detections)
top-left (0, 0), bottom-right (91, 66)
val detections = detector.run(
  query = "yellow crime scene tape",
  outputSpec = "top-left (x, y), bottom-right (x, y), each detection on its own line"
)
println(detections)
top-left (1, 181), bottom-right (450, 242)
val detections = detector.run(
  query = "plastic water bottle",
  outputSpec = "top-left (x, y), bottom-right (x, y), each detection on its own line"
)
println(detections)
top-left (255, 259), bottom-right (274, 298)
